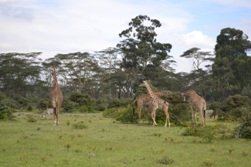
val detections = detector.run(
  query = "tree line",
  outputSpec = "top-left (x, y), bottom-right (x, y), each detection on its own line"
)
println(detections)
top-left (1, 15), bottom-right (251, 114)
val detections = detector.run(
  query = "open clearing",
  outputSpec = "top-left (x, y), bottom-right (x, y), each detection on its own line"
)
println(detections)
top-left (0, 112), bottom-right (250, 167)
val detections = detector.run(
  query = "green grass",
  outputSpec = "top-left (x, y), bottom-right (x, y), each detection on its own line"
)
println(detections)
top-left (0, 112), bottom-right (250, 167)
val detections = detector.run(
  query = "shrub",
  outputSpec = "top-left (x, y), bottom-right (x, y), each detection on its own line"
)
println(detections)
top-left (0, 105), bottom-right (13, 120)
top-left (69, 92), bottom-right (91, 105)
top-left (219, 95), bottom-right (251, 121)
top-left (107, 98), bottom-right (131, 108)
top-left (182, 124), bottom-right (234, 141)
top-left (0, 92), bottom-right (14, 120)
top-left (26, 115), bottom-right (37, 123)
top-left (62, 100), bottom-right (78, 113)
top-left (103, 105), bottom-right (136, 123)
top-left (37, 99), bottom-right (50, 111)
top-left (235, 115), bottom-right (251, 139)
top-left (93, 100), bottom-right (107, 111)
top-left (169, 103), bottom-right (192, 125)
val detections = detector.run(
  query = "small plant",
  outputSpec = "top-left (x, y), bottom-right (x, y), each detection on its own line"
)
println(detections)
top-left (66, 120), bottom-right (70, 126)
top-left (241, 151), bottom-right (248, 156)
top-left (235, 114), bottom-right (251, 139)
top-left (157, 156), bottom-right (174, 165)
top-left (228, 148), bottom-right (234, 154)
top-left (0, 96), bottom-right (13, 120)
top-left (202, 159), bottom-right (214, 167)
top-left (26, 115), bottom-right (37, 123)
top-left (65, 144), bottom-right (71, 150)
top-left (72, 121), bottom-right (88, 129)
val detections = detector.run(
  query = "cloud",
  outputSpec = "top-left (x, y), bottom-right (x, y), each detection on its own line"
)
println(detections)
top-left (180, 31), bottom-right (215, 51)
top-left (0, 0), bottom-right (231, 72)
top-left (0, 0), bottom-right (191, 52)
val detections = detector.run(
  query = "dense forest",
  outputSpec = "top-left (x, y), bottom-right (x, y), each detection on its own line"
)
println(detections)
top-left (1, 15), bottom-right (251, 138)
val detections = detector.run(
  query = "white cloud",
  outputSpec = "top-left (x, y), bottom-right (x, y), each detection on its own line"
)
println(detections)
top-left (180, 31), bottom-right (215, 51)
top-left (0, 1), bottom-right (191, 51)
top-left (0, 0), bottom-right (218, 72)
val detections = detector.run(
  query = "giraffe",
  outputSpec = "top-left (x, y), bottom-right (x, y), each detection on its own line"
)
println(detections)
top-left (50, 66), bottom-right (63, 125)
top-left (181, 89), bottom-right (206, 126)
top-left (142, 80), bottom-right (171, 127)
top-left (135, 91), bottom-right (166, 120)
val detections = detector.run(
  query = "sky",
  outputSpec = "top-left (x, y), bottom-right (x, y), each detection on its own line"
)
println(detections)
top-left (0, 0), bottom-right (251, 72)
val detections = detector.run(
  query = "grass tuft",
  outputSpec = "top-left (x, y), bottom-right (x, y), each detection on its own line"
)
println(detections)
top-left (157, 156), bottom-right (174, 165)
top-left (202, 159), bottom-right (215, 167)
top-left (72, 121), bottom-right (88, 129)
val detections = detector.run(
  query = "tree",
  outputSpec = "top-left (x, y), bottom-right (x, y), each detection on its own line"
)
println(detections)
top-left (0, 52), bottom-right (42, 97)
top-left (116, 15), bottom-right (174, 95)
top-left (44, 52), bottom-right (102, 96)
top-left (95, 47), bottom-right (121, 99)
top-left (212, 27), bottom-right (251, 99)
top-left (180, 47), bottom-right (213, 71)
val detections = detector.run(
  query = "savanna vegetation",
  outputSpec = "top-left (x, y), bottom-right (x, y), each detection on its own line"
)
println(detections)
top-left (1, 15), bottom-right (251, 166)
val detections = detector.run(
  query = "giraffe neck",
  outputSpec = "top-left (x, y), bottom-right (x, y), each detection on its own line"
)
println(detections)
top-left (143, 81), bottom-right (156, 99)
top-left (52, 76), bottom-right (58, 89)
top-left (52, 68), bottom-right (59, 90)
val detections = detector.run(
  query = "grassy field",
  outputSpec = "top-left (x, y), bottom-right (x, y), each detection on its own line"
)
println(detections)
top-left (0, 112), bottom-right (250, 167)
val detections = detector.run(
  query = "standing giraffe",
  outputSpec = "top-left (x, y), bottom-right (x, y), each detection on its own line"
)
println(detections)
top-left (50, 66), bottom-right (63, 125)
top-left (143, 80), bottom-right (170, 127)
top-left (182, 89), bottom-right (206, 126)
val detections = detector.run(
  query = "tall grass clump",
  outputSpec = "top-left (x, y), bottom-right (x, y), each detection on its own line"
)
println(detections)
top-left (182, 124), bottom-right (234, 142)
top-left (72, 121), bottom-right (88, 129)
top-left (103, 105), bottom-right (135, 123)
top-left (0, 92), bottom-right (14, 120)
top-left (235, 114), bottom-right (251, 139)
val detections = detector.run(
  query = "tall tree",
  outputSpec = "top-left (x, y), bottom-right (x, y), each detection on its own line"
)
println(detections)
top-left (96, 47), bottom-right (121, 99)
top-left (212, 27), bottom-right (251, 99)
top-left (117, 15), bottom-right (173, 94)
top-left (44, 52), bottom-right (102, 96)
top-left (180, 47), bottom-right (213, 71)
top-left (0, 52), bottom-right (42, 97)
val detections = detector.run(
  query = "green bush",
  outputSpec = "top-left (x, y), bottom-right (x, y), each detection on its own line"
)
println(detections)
top-left (107, 98), bottom-right (131, 108)
top-left (37, 99), bottom-right (50, 111)
top-left (103, 105), bottom-right (136, 123)
top-left (63, 92), bottom-right (98, 113)
top-left (62, 100), bottom-right (78, 113)
top-left (0, 105), bottom-right (13, 120)
top-left (69, 92), bottom-right (91, 105)
top-left (236, 115), bottom-right (251, 139)
top-left (219, 95), bottom-right (251, 121)
top-left (169, 103), bottom-right (192, 125)
top-left (0, 92), bottom-right (14, 120)
top-left (93, 100), bottom-right (107, 111)
top-left (182, 124), bottom-right (234, 141)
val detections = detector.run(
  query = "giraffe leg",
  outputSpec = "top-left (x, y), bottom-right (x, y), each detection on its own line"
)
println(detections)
top-left (164, 106), bottom-right (170, 128)
top-left (151, 111), bottom-right (157, 126)
top-left (199, 109), bottom-right (205, 127)
top-left (53, 107), bottom-right (57, 125)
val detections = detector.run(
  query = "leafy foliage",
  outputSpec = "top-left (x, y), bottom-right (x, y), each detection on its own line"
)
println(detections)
top-left (217, 95), bottom-right (251, 121)
top-left (0, 92), bottom-right (14, 120)
top-left (117, 15), bottom-right (174, 95)
top-left (182, 124), bottom-right (234, 141)
top-left (236, 115), bottom-right (251, 139)
top-left (212, 28), bottom-right (251, 99)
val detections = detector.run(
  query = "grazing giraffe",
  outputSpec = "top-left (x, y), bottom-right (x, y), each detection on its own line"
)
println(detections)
top-left (135, 91), bottom-right (166, 120)
top-left (50, 66), bottom-right (63, 125)
top-left (182, 89), bottom-right (206, 126)
top-left (143, 80), bottom-right (170, 127)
